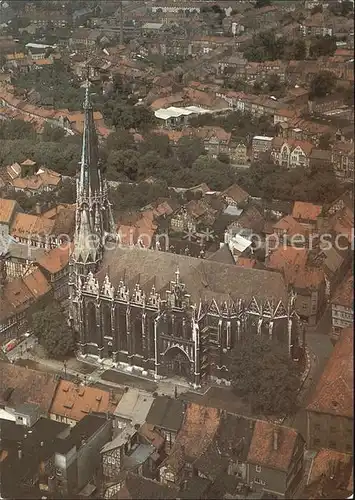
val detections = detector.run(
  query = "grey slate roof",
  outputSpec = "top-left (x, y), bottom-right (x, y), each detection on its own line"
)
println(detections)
top-left (97, 247), bottom-right (288, 304)
top-left (207, 244), bottom-right (235, 266)
top-left (145, 396), bottom-right (184, 433)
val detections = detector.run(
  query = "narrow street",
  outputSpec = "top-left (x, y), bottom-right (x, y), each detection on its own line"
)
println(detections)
top-left (288, 307), bottom-right (334, 439)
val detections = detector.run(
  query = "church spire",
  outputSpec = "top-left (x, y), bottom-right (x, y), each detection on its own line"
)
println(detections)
top-left (72, 74), bottom-right (116, 279)
top-left (79, 80), bottom-right (101, 198)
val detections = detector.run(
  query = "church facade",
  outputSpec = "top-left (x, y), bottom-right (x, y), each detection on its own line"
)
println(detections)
top-left (69, 87), bottom-right (302, 388)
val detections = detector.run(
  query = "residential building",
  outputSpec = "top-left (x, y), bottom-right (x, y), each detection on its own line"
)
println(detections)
top-left (301, 448), bottom-right (353, 499)
top-left (0, 415), bottom-right (71, 498)
top-left (113, 388), bottom-right (154, 428)
top-left (37, 245), bottom-right (71, 302)
top-left (10, 212), bottom-right (55, 248)
top-left (159, 402), bottom-right (305, 499)
top-left (331, 272), bottom-right (353, 338)
top-left (292, 201), bottom-right (322, 230)
top-left (309, 149), bottom-right (332, 171)
top-left (0, 360), bottom-right (58, 415)
top-left (231, 141), bottom-right (248, 165)
top-left (252, 136), bottom-right (274, 162)
top-left (4, 241), bottom-right (45, 280)
top-left (247, 420), bottom-right (305, 498)
top-left (53, 414), bottom-right (112, 496)
top-left (145, 395), bottom-right (184, 452)
top-left (0, 198), bottom-right (22, 246)
top-left (266, 247), bottom-right (326, 325)
top-left (306, 327), bottom-right (353, 454)
top-left (300, 14), bottom-right (333, 37)
top-left (0, 267), bottom-right (52, 342)
top-left (49, 379), bottom-right (120, 427)
top-left (69, 28), bottom-right (101, 49)
top-left (222, 184), bottom-right (250, 207)
top-left (169, 198), bottom-right (219, 234)
top-left (331, 141), bottom-right (354, 183)
top-left (272, 215), bottom-right (309, 246)
top-left (103, 472), bottom-right (178, 500)
top-left (271, 138), bottom-right (314, 169)
top-left (100, 421), bottom-right (164, 490)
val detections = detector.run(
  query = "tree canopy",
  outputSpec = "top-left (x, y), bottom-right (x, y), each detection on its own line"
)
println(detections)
top-left (229, 335), bottom-right (301, 417)
top-left (310, 71), bottom-right (336, 99)
top-left (309, 35), bottom-right (337, 58)
top-left (31, 303), bottom-right (74, 358)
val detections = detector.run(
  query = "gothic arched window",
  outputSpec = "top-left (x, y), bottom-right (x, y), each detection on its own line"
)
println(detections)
top-left (102, 302), bottom-right (112, 336)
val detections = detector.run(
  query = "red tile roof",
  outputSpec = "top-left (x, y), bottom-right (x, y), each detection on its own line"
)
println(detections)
top-left (49, 379), bottom-right (120, 423)
top-left (247, 420), bottom-right (298, 472)
top-left (37, 245), bottom-right (70, 274)
top-left (222, 184), bottom-right (249, 205)
top-left (292, 201), bottom-right (322, 221)
top-left (236, 257), bottom-right (257, 269)
top-left (267, 247), bottom-right (324, 289)
top-left (22, 268), bottom-right (51, 299)
top-left (163, 403), bottom-right (221, 473)
top-left (0, 198), bottom-right (17, 224)
top-left (0, 361), bottom-right (58, 413)
top-left (331, 272), bottom-right (353, 309)
top-left (307, 327), bottom-right (353, 417)
top-left (273, 215), bottom-right (308, 237)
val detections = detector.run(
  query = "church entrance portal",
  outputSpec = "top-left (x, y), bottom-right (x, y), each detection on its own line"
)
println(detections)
top-left (163, 346), bottom-right (192, 381)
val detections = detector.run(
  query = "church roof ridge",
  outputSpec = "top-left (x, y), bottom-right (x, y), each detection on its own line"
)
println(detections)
top-left (96, 247), bottom-right (288, 306)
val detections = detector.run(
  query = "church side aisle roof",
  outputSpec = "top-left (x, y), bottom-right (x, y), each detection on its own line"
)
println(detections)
top-left (96, 247), bottom-right (288, 304)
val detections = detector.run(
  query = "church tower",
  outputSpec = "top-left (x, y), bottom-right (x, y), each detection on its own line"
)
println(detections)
top-left (71, 80), bottom-right (116, 282)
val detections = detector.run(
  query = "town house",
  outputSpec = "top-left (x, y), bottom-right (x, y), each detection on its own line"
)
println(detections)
top-left (265, 246), bottom-right (326, 326)
top-left (0, 266), bottom-right (52, 343)
top-left (49, 380), bottom-right (119, 427)
top-left (159, 402), bottom-right (305, 499)
top-left (101, 422), bottom-right (164, 492)
top-left (331, 272), bottom-right (353, 339)
top-left (331, 141), bottom-right (354, 183)
top-left (37, 246), bottom-right (71, 302)
top-left (271, 138), bottom-right (314, 169)
top-left (0, 360), bottom-right (58, 417)
top-left (145, 395), bottom-right (184, 452)
top-left (306, 327), bottom-right (353, 455)
top-left (0, 198), bottom-right (22, 246)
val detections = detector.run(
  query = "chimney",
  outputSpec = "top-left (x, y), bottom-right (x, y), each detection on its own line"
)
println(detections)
top-left (35, 202), bottom-right (41, 215)
top-left (273, 428), bottom-right (279, 451)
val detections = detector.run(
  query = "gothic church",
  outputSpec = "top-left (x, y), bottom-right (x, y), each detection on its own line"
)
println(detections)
top-left (69, 86), bottom-right (301, 388)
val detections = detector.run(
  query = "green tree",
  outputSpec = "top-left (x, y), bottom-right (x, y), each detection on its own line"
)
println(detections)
top-left (309, 35), bottom-right (337, 58)
top-left (310, 71), bottom-right (336, 98)
top-left (290, 39), bottom-right (307, 60)
top-left (31, 303), bottom-right (74, 358)
top-left (318, 133), bottom-right (332, 150)
top-left (311, 4), bottom-right (323, 14)
top-left (176, 136), bottom-right (206, 167)
top-left (105, 149), bottom-right (139, 181)
top-left (0, 119), bottom-right (36, 140)
top-left (229, 335), bottom-right (301, 417)
top-left (140, 133), bottom-right (172, 158)
top-left (244, 30), bottom-right (286, 62)
top-left (106, 129), bottom-right (135, 151)
top-left (42, 123), bottom-right (66, 142)
top-left (255, 0), bottom-right (271, 8)
top-left (56, 178), bottom-right (76, 204)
